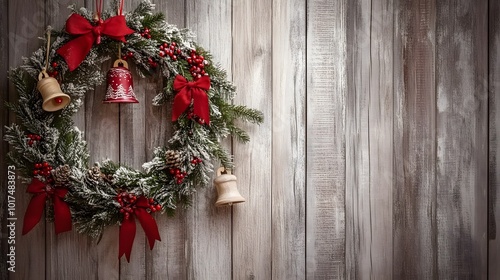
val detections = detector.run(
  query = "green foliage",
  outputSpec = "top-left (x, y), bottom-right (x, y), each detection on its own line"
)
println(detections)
top-left (4, 0), bottom-right (263, 240)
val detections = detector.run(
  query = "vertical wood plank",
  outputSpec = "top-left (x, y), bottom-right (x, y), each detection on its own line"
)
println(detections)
top-left (146, 1), bottom-right (188, 279)
top-left (489, 0), bottom-right (500, 277)
top-left (8, 1), bottom-right (47, 278)
top-left (393, 0), bottom-right (438, 278)
top-left (43, 1), bottom-right (98, 280)
top-left (147, 2), bottom-right (187, 279)
top-left (436, 0), bottom-right (488, 278)
top-left (0, 0), bottom-right (9, 278)
top-left (306, 0), bottom-right (347, 278)
top-left (232, 0), bottom-right (273, 279)
top-left (346, 0), bottom-right (394, 278)
top-left (118, 1), bottom-right (148, 278)
top-left (184, 1), bottom-right (233, 279)
top-left (271, 0), bottom-right (306, 279)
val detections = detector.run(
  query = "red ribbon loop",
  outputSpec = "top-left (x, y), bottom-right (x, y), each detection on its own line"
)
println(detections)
top-left (172, 75), bottom-right (211, 124)
top-left (119, 196), bottom-right (161, 262)
top-left (22, 178), bottom-right (72, 235)
top-left (57, 13), bottom-right (135, 71)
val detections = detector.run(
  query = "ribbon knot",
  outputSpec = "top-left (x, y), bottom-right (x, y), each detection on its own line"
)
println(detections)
top-left (22, 178), bottom-right (72, 235)
top-left (172, 75), bottom-right (211, 124)
top-left (119, 196), bottom-right (161, 262)
top-left (57, 13), bottom-right (135, 71)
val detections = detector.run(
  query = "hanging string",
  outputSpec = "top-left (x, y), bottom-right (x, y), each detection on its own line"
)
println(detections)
top-left (95, 0), bottom-right (103, 20)
top-left (118, 0), bottom-right (125, 16)
top-left (42, 29), bottom-right (52, 74)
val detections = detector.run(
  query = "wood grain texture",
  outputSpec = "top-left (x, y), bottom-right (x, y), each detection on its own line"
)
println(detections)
top-left (306, 0), bottom-right (347, 279)
top-left (8, 0), bottom-right (47, 279)
top-left (346, 0), bottom-right (394, 279)
top-left (232, 0), bottom-right (273, 279)
top-left (436, 0), bottom-right (488, 278)
top-left (44, 1), bottom-right (98, 279)
top-left (271, 0), bottom-right (306, 279)
top-left (489, 0), bottom-right (500, 278)
top-left (185, 1), bottom-right (233, 279)
top-left (0, 0), bottom-right (9, 278)
top-left (393, 0), bottom-right (438, 278)
top-left (146, 1), bottom-right (188, 279)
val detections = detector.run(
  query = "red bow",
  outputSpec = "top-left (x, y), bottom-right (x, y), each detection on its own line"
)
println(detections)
top-left (22, 178), bottom-right (72, 235)
top-left (119, 196), bottom-right (161, 262)
top-left (172, 75), bottom-right (211, 124)
top-left (57, 13), bottom-right (135, 71)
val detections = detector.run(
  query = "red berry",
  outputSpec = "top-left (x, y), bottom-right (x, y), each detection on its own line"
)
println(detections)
top-left (155, 205), bottom-right (162, 211)
top-left (160, 45), bottom-right (164, 50)
top-left (176, 179), bottom-right (182, 184)
top-left (28, 140), bottom-right (34, 146)
top-left (146, 34), bottom-right (151, 39)
top-left (176, 49), bottom-right (181, 54)
top-left (36, 135), bottom-right (41, 140)
top-left (124, 213), bottom-right (130, 219)
top-left (28, 134), bottom-right (33, 139)
top-left (171, 42), bottom-right (176, 47)
top-left (163, 43), bottom-right (168, 48)
top-left (176, 169), bottom-right (181, 174)
top-left (128, 51), bottom-right (133, 57)
top-left (187, 58), bottom-right (192, 64)
top-left (170, 45), bottom-right (175, 50)
top-left (33, 170), bottom-right (39, 175)
top-left (120, 208), bottom-right (125, 213)
top-left (122, 55), bottom-right (128, 60)
top-left (159, 51), bottom-right (165, 57)
top-left (172, 55), bottom-right (177, 61)
top-left (140, 32), bottom-right (145, 37)
top-left (42, 162), bottom-right (49, 167)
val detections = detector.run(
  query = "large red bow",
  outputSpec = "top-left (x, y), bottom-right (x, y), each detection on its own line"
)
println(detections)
top-left (172, 75), bottom-right (211, 124)
top-left (57, 13), bottom-right (135, 71)
top-left (119, 196), bottom-right (161, 262)
top-left (22, 178), bottom-right (72, 235)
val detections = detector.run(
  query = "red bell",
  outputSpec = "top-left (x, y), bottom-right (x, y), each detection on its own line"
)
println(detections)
top-left (103, 59), bottom-right (138, 103)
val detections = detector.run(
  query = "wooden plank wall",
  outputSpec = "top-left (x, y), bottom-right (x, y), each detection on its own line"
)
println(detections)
top-left (1, 0), bottom-right (498, 279)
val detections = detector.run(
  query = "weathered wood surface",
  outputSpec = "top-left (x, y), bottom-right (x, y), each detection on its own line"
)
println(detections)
top-left (346, 0), bottom-right (394, 279)
top-left (393, 0), bottom-right (437, 278)
top-left (1, 0), bottom-right (498, 279)
top-left (272, 0), bottom-right (306, 279)
top-left (232, 0), bottom-right (273, 279)
top-left (490, 0), bottom-right (500, 278)
top-left (307, 0), bottom-right (346, 279)
top-left (436, 0), bottom-right (488, 278)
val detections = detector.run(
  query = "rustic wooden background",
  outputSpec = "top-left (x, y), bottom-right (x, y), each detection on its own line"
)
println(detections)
top-left (0, 0), bottom-right (498, 279)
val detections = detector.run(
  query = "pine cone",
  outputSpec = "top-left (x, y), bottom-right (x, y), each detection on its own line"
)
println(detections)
top-left (51, 164), bottom-right (71, 187)
top-left (87, 164), bottom-right (101, 182)
top-left (165, 150), bottom-right (182, 169)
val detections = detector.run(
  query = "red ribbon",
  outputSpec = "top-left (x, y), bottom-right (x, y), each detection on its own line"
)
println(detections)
top-left (22, 178), bottom-right (72, 235)
top-left (172, 75), bottom-right (211, 124)
top-left (119, 196), bottom-right (161, 262)
top-left (57, 13), bottom-right (135, 71)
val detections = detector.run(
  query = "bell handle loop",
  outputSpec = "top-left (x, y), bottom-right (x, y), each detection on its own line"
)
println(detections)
top-left (38, 69), bottom-right (49, 81)
top-left (113, 59), bottom-right (128, 69)
top-left (217, 167), bottom-right (231, 176)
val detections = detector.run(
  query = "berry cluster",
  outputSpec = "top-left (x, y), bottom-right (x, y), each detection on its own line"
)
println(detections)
top-left (190, 157), bottom-right (203, 165)
top-left (26, 133), bottom-right (42, 146)
top-left (121, 51), bottom-right (134, 60)
top-left (117, 192), bottom-right (162, 220)
top-left (33, 162), bottom-right (53, 182)
top-left (187, 50), bottom-right (208, 80)
top-left (48, 62), bottom-right (59, 77)
top-left (169, 168), bottom-right (188, 184)
top-left (158, 42), bottom-right (181, 61)
top-left (140, 27), bottom-right (152, 39)
top-left (148, 57), bottom-right (158, 68)
top-left (187, 108), bottom-right (207, 125)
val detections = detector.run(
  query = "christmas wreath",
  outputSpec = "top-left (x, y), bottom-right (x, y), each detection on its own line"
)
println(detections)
top-left (4, 0), bottom-right (263, 261)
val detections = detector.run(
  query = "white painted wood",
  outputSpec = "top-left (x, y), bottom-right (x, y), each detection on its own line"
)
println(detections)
top-left (436, 0), bottom-right (488, 278)
top-left (306, 0), bottom-right (347, 279)
top-left (185, 1), bottom-right (233, 279)
top-left (271, 0), bottom-right (306, 279)
top-left (232, 0), bottom-right (273, 279)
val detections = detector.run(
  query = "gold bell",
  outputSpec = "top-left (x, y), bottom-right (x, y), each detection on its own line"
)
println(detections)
top-left (37, 71), bottom-right (71, 112)
top-left (214, 167), bottom-right (245, 207)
